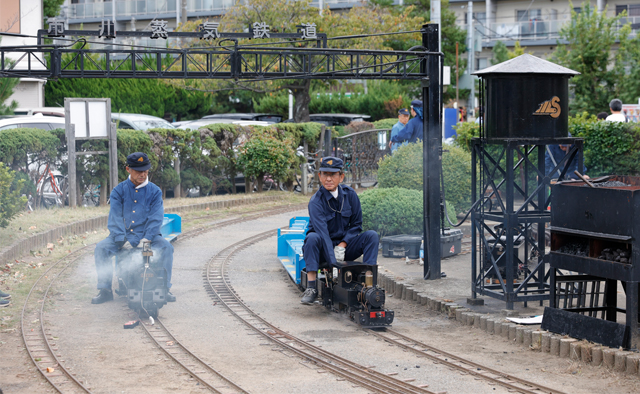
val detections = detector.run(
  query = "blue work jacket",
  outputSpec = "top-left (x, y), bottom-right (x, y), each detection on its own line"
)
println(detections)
top-left (390, 121), bottom-right (408, 153)
top-left (545, 145), bottom-right (586, 180)
top-left (107, 178), bottom-right (164, 246)
top-left (390, 116), bottom-right (423, 144)
top-left (307, 184), bottom-right (363, 266)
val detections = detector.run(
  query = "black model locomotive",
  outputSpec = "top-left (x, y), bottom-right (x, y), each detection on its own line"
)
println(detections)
top-left (115, 214), bottom-right (181, 318)
top-left (278, 217), bottom-right (394, 327)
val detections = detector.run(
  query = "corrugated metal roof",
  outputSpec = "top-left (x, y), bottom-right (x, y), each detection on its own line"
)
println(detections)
top-left (472, 54), bottom-right (580, 76)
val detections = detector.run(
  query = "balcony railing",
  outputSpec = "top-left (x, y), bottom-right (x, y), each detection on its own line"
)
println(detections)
top-left (475, 15), bottom-right (640, 43)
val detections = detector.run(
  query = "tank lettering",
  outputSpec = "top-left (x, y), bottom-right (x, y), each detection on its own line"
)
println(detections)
top-left (533, 96), bottom-right (561, 118)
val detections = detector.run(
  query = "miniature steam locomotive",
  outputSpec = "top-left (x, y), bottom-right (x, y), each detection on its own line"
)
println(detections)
top-left (278, 217), bottom-right (394, 327)
top-left (115, 214), bottom-right (181, 318)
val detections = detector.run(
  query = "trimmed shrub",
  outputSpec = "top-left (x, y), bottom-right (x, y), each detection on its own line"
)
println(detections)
top-left (0, 163), bottom-right (27, 228)
top-left (359, 186), bottom-right (457, 236)
top-left (452, 121), bottom-right (479, 153)
top-left (377, 141), bottom-right (472, 212)
top-left (360, 187), bottom-right (423, 236)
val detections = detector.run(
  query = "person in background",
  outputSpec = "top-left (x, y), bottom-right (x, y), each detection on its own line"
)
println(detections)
top-left (606, 99), bottom-right (627, 122)
top-left (390, 99), bottom-right (424, 145)
top-left (388, 108), bottom-right (410, 153)
top-left (545, 136), bottom-right (588, 180)
top-left (596, 112), bottom-right (609, 121)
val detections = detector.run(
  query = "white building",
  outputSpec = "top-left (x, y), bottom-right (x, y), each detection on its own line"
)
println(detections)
top-left (1, 0), bottom-right (46, 108)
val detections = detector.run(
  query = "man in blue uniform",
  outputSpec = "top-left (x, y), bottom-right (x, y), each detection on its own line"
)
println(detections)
top-left (390, 99), bottom-right (424, 145)
top-left (389, 108), bottom-right (410, 153)
top-left (300, 157), bottom-right (379, 304)
top-left (91, 152), bottom-right (175, 304)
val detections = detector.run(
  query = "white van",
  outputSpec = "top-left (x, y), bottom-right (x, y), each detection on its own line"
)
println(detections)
top-left (0, 114), bottom-right (66, 131)
top-left (14, 107), bottom-right (65, 117)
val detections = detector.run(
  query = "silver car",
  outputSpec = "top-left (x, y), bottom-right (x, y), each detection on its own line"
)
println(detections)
top-left (111, 113), bottom-right (175, 130)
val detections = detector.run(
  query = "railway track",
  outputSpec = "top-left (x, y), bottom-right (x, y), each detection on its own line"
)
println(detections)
top-left (370, 329), bottom-right (566, 394)
top-left (21, 245), bottom-right (94, 393)
top-left (20, 202), bottom-right (306, 393)
top-left (203, 229), bottom-right (439, 394)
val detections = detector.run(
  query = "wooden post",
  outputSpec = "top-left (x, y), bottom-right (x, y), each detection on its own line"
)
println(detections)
top-left (302, 140), bottom-right (308, 195)
top-left (174, 157), bottom-right (181, 198)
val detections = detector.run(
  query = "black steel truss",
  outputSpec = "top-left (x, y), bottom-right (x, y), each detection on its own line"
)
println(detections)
top-left (0, 28), bottom-right (433, 80)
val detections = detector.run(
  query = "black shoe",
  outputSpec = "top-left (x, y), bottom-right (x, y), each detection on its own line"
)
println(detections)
top-left (300, 288), bottom-right (318, 305)
top-left (166, 292), bottom-right (176, 302)
top-left (0, 290), bottom-right (10, 300)
top-left (0, 299), bottom-right (10, 307)
top-left (91, 289), bottom-right (113, 304)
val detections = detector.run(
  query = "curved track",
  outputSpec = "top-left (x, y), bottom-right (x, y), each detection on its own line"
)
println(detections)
top-left (21, 246), bottom-right (94, 393)
top-left (20, 202), bottom-right (305, 393)
top-left (203, 229), bottom-right (438, 394)
top-left (370, 329), bottom-right (566, 394)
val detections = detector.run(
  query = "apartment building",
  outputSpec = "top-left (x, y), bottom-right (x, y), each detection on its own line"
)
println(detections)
top-left (1, 0), bottom-right (46, 108)
top-left (449, 0), bottom-right (640, 72)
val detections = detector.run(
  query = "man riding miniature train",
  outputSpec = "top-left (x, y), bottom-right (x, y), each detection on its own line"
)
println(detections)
top-left (300, 156), bottom-right (379, 304)
top-left (91, 152), bottom-right (176, 304)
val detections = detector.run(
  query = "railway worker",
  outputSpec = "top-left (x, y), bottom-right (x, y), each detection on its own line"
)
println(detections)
top-left (388, 108), bottom-right (410, 153)
top-left (389, 99), bottom-right (424, 145)
top-left (300, 157), bottom-right (379, 304)
top-left (91, 152), bottom-right (176, 304)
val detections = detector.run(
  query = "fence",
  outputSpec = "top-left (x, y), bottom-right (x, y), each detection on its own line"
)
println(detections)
top-left (330, 128), bottom-right (390, 186)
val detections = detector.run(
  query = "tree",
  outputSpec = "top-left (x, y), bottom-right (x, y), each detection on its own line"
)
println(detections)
top-left (0, 163), bottom-right (27, 228)
top-left (491, 41), bottom-right (527, 65)
top-left (175, 0), bottom-right (425, 122)
top-left (552, 2), bottom-right (632, 115)
top-left (236, 132), bottom-right (296, 192)
top-left (44, 0), bottom-right (65, 19)
top-left (0, 38), bottom-right (19, 116)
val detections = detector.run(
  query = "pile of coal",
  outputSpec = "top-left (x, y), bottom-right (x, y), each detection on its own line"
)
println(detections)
top-left (557, 241), bottom-right (589, 256)
top-left (598, 248), bottom-right (631, 263)
top-left (593, 181), bottom-right (630, 188)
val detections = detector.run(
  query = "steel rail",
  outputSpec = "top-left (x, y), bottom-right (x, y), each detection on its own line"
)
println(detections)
top-left (204, 230), bottom-right (438, 394)
top-left (372, 329), bottom-right (566, 394)
top-left (20, 201), bottom-right (304, 393)
top-left (140, 318), bottom-right (248, 394)
top-left (21, 245), bottom-right (94, 393)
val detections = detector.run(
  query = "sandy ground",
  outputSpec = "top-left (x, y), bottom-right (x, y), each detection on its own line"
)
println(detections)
top-left (1, 207), bottom-right (639, 393)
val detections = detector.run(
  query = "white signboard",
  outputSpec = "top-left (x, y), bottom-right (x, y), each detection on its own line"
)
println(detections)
top-left (65, 98), bottom-right (110, 139)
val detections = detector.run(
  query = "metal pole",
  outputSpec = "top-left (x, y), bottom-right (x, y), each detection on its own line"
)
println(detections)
top-left (430, 0), bottom-right (441, 52)
top-left (109, 122), bottom-right (118, 193)
top-left (67, 124), bottom-right (77, 208)
top-left (423, 23), bottom-right (442, 280)
top-left (467, 2), bottom-right (475, 115)
top-left (302, 140), bottom-right (308, 195)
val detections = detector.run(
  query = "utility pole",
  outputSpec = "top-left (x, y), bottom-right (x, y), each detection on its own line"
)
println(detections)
top-left (467, 2), bottom-right (475, 115)
top-left (430, 0), bottom-right (441, 52)
top-left (181, 0), bottom-right (188, 25)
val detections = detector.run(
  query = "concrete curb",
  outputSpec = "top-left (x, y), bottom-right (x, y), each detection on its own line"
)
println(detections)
top-left (1, 195), bottom-right (282, 265)
top-left (380, 271), bottom-right (640, 378)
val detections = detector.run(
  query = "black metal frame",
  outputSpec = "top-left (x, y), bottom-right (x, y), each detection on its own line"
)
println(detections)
top-left (471, 137), bottom-right (584, 309)
top-left (331, 128), bottom-right (390, 186)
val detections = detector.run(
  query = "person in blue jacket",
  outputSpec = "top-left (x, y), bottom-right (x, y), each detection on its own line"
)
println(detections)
top-left (91, 152), bottom-right (175, 304)
top-left (388, 108), bottom-right (410, 153)
top-left (544, 137), bottom-right (587, 180)
top-left (300, 156), bottom-right (379, 304)
top-left (390, 99), bottom-right (424, 145)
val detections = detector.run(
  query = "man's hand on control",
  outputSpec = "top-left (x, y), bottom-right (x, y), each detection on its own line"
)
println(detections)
top-left (334, 242), bottom-right (347, 262)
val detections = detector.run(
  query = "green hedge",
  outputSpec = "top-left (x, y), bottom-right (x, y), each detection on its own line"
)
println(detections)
top-left (570, 113), bottom-right (640, 176)
top-left (360, 186), bottom-right (456, 236)
top-left (377, 141), bottom-right (472, 213)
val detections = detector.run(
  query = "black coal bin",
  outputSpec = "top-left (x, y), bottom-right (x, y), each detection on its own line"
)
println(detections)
top-left (473, 54), bottom-right (579, 140)
top-left (545, 175), bottom-right (640, 349)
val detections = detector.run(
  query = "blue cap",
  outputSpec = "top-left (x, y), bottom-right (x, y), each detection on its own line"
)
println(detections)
top-left (126, 152), bottom-right (151, 171)
top-left (411, 99), bottom-right (423, 108)
top-left (398, 108), bottom-right (410, 115)
top-left (318, 156), bottom-right (343, 173)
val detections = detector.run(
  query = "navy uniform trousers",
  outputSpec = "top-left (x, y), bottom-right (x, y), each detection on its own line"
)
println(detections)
top-left (303, 230), bottom-right (379, 272)
top-left (94, 235), bottom-right (174, 290)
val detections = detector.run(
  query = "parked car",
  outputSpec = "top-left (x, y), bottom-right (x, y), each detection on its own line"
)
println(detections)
top-left (14, 107), bottom-right (65, 117)
top-left (179, 119), bottom-right (272, 130)
top-left (202, 113), bottom-right (283, 124)
top-left (284, 113), bottom-right (371, 126)
top-left (111, 113), bottom-right (175, 130)
top-left (0, 114), bottom-right (65, 131)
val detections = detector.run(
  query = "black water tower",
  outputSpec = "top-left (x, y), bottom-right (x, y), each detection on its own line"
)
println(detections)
top-left (473, 54), bottom-right (579, 140)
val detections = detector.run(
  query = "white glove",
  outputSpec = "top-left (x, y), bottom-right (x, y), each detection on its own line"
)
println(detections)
top-left (334, 245), bottom-right (346, 262)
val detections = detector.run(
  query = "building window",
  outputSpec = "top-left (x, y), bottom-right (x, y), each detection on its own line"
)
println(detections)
top-left (517, 9), bottom-right (542, 21)
top-left (476, 58), bottom-right (488, 71)
top-left (573, 7), bottom-right (582, 15)
top-left (616, 4), bottom-right (640, 16)
top-left (465, 12), bottom-right (487, 24)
